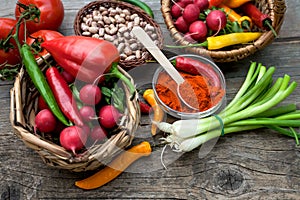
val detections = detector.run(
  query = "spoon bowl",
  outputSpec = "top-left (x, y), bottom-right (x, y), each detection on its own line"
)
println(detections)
top-left (131, 26), bottom-right (200, 111)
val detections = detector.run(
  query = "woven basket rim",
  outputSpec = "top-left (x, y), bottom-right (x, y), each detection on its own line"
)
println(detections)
top-left (161, 0), bottom-right (287, 62)
top-left (74, 0), bottom-right (164, 68)
top-left (10, 54), bottom-right (140, 172)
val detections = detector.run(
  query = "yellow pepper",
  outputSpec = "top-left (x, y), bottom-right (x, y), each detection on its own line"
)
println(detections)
top-left (206, 32), bottom-right (262, 50)
top-left (143, 89), bottom-right (164, 136)
top-left (223, 0), bottom-right (252, 8)
top-left (166, 32), bottom-right (262, 50)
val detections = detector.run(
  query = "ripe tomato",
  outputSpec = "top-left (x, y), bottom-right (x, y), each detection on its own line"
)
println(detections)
top-left (15, 0), bottom-right (64, 33)
top-left (26, 30), bottom-right (64, 57)
top-left (0, 18), bottom-right (25, 66)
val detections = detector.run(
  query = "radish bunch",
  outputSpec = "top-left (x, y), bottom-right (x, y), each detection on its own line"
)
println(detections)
top-left (34, 70), bottom-right (124, 155)
top-left (171, 0), bottom-right (227, 42)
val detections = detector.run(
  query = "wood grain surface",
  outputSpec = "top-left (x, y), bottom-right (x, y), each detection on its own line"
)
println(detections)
top-left (1, 0), bottom-right (300, 199)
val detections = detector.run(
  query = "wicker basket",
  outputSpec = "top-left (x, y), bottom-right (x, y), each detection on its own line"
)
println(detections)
top-left (74, 0), bottom-right (163, 69)
top-left (161, 0), bottom-right (286, 62)
top-left (10, 54), bottom-right (140, 172)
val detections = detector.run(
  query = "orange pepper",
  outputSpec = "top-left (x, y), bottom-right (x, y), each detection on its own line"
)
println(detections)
top-left (219, 3), bottom-right (252, 30)
top-left (223, 0), bottom-right (252, 8)
top-left (143, 89), bottom-right (164, 136)
top-left (75, 141), bottom-right (152, 190)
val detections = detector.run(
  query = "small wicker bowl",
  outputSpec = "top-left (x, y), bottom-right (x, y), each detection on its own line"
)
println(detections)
top-left (10, 54), bottom-right (140, 172)
top-left (161, 0), bottom-right (286, 62)
top-left (74, 0), bottom-right (163, 69)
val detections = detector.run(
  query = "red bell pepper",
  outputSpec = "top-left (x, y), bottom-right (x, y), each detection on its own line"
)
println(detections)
top-left (46, 66), bottom-right (84, 126)
top-left (41, 36), bottom-right (120, 83)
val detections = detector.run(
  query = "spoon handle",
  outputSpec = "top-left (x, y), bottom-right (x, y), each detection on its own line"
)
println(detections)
top-left (131, 26), bottom-right (184, 84)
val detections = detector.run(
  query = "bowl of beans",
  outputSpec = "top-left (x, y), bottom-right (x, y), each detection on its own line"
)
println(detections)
top-left (152, 54), bottom-right (226, 119)
top-left (74, 0), bottom-right (163, 69)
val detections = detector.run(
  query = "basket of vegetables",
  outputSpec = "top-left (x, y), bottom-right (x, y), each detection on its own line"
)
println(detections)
top-left (161, 0), bottom-right (286, 62)
top-left (10, 35), bottom-right (140, 172)
top-left (74, 0), bottom-right (163, 69)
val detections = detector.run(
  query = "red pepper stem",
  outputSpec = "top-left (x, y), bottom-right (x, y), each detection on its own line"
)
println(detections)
top-left (165, 40), bottom-right (208, 49)
top-left (264, 20), bottom-right (277, 37)
top-left (109, 63), bottom-right (136, 100)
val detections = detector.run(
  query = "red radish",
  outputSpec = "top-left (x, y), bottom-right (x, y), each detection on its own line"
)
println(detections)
top-left (182, 4), bottom-right (200, 24)
top-left (81, 124), bottom-right (91, 136)
top-left (53, 121), bottom-right (66, 135)
top-left (38, 95), bottom-right (49, 110)
top-left (174, 16), bottom-right (189, 33)
top-left (189, 20), bottom-right (207, 41)
top-left (61, 70), bottom-right (75, 84)
top-left (59, 126), bottom-right (87, 155)
top-left (194, 0), bottom-right (209, 11)
top-left (79, 84), bottom-right (101, 105)
top-left (90, 125), bottom-right (107, 141)
top-left (79, 106), bottom-right (96, 122)
top-left (35, 109), bottom-right (57, 133)
top-left (206, 10), bottom-right (227, 31)
top-left (98, 105), bottom-right (122, 129)
top-left (180, 0), bottom-right (193, 6)
top-left (171, 1), bottom-right (185, 19)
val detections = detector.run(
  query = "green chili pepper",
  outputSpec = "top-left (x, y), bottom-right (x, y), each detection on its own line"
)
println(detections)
top-left (10, 5), bottom-right (70, 126)
top-left (20, 44), bottom-right (70, 126)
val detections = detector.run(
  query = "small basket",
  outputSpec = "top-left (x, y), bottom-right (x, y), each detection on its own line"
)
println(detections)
top-left (10, 54), bottom-right (140, 172)
top-left (74, 0), bottom-right (163, 69)
top-left (161, 0), bottom-right (286, 62)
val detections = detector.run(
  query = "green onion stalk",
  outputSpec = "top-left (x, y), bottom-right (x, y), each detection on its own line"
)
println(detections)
top-left (156, 62), bottom-right (300, 152)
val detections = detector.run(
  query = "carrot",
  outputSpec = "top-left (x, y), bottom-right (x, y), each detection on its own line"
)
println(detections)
top-left (75, 141), bottom-right (152, 190)
top-left (143, 89), bottom-right (164, 136)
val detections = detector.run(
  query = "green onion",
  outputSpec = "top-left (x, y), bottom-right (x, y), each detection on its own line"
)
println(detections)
top-left (158, 62), bottom-right (300, 152)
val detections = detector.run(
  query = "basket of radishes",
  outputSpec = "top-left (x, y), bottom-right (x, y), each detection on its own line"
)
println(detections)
top-left (10, 37), bottom-right (140, 172)
top-left (161, 0), bottom-right (286, 62)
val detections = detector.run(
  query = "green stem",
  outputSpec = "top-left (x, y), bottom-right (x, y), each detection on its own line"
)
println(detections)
top-left (228, 118), bottom-right (300, 127)
top-left (164, 41), bottom-right (208, 49)
top-left (264, 20), bottom-right (277, 37)
top-left (223, 65), bottom-right (274, 115)
top-left (290, 127), bottom-right (300, 146)
top-left (224, 62), bottom-right (259, 112)
top-left (253, 104), bottom-right (297, 118)
top-left (109, 62), bottom-right (136, 99)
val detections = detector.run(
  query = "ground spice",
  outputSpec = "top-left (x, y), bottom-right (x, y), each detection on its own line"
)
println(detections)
top-left (155, 71), bottom-right (224, 113)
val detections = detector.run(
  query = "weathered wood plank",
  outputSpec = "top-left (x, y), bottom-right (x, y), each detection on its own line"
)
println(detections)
top-left (1, 0), bottom-right (300, 199)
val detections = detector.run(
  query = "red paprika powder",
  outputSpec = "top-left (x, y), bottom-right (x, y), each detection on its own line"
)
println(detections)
top-left (155, 71), bottom-right (224, 113)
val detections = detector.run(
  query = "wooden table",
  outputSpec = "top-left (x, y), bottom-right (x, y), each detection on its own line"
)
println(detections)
top-left (1, 0), bottom-right (300, 199)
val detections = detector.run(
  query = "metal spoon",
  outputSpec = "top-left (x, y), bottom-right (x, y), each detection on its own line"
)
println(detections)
top-left (131, 26), bottom-right (199, 111)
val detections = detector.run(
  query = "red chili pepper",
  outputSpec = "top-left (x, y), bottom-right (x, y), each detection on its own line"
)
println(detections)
top-left (139, 101), bottom-right (151, 114)
top-left (172, 56), bottom-right (221, 88)
top-left (46, 67), bottom-right (84, 126)
top-left (239, 2), bottom-right (277, 36)
top-left (41, 36), bottom-right (120, 83)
